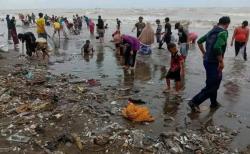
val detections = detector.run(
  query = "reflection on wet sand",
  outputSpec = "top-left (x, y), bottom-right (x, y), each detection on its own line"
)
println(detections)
top-left (96, 45), bottom-right (104, 68)
top-left (62, 39), bottom-right (69, 50)
top-left (135, 60), bottom-right (152, 81)
top-left (164, 93), bottom-right (183, 115)
top-left (83, 53), bottom-right (93, 62)
top-left (123, 69), bottom-right (135, 87)
top-left (223, 60), bottom-right (246, 102)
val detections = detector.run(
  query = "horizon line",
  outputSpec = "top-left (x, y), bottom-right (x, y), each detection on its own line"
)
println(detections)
top-left (1, 6), bottom-right (250, 11)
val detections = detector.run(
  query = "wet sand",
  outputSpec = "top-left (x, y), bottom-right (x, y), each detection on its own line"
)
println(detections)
top-left (49, 24), bottom-right (250, 149)
top-left (1, 19), bottom-right (250, 153)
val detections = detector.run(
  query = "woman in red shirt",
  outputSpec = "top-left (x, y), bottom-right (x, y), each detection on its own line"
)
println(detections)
top-left (231, 20), bottom-right (249, 61)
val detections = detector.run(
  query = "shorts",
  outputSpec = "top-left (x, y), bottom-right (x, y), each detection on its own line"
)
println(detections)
top-left (166, 69), bottom-right (181, 82)
top-left (164, 35), bottom-right (171, 44)
top-left (156, 34), bottom-right (161, 43)
top-left (38, 33), bottom-right (47, 40)
top-left (97, 29), bottom-right (105, 37)
top-left (180, 43), bottom-right (188, 57)
top-left (139, 43), bottom-right (152, 55)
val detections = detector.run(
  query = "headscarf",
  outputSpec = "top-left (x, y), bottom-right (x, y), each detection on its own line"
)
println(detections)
top-left (138, 22), bottom-right (155, 45)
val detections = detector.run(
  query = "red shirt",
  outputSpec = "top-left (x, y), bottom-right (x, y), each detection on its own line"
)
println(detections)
top-left (170, 52), bottom-right (184, 72)
top-left (234, 27), bottom-right (249, 42)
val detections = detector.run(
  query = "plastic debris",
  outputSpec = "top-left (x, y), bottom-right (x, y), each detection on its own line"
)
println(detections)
top-left (128, 98), bottom-right (147, 104)
top-left (7, 134), bottom-right (30, 143)
top-left (122, 102), bottom-right (154, 122)
top-left (72, 133), bottom-right (83, 151)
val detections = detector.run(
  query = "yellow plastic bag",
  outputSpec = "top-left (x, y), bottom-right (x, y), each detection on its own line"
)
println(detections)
top-left (122, 102), bottom-right (154, 122)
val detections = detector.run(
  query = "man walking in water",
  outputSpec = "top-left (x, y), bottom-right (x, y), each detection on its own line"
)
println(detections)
top-left (6, 15), bottom-right (12, 42)
top-left (132, 16), bottom-right (146, 38)
top-left (36, 13), bottom-right (47, 39)
top-left (159, 17), bottom-right (172, 49)
top-left (188, 16), bottom-right (231, 112)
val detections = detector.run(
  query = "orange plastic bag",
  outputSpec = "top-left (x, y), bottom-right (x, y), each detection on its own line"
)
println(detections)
top-left (122, 102), bottom-right (154, 122)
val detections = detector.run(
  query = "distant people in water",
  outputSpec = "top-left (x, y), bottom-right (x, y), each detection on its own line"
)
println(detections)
top-left (36, 13), bottom-right (47, 39)
top-left (9, 16), bottom-right (19, 49)
top-left (96, 15), bottom-right (105, 43)
top-left (132, 16), bottom-right (146, 38)
top-left (116, 18), bottom-right (121, 30)
top-left (81, 40), bottom-right (94, 55)
top-left (53, 19), bottom-right (61, 39)
top-left (89, 19), bottom-right (95, 35)
top-left (159, 17), bottom-right (172, 49)
top-left (105, 24), bottom-right (109, 29)
top-left (155, 19), bottom-right (163, 45)
top-left (6, 15), bottom-right (12, 42)
top-left (84, 16), bottom-right (89, 28)
top-left (175, 22), bottom-right (189, 60)
top-left (231, 20), bottom-right (249, 61)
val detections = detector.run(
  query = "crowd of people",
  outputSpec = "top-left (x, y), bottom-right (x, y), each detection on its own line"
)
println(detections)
top-left (3, 12), bottom-right (249, 113)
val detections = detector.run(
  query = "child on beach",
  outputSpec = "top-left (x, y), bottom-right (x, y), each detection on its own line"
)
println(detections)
top-left (165, 43), bottom-right (184, 93)
top-left (155, 19), bottom-right (163, 44)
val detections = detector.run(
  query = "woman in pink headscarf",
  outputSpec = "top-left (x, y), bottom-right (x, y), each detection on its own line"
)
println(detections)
top-left (89, 19), bottom-right (95, 35)
top-left (138, 22), bottom-right (155, 55)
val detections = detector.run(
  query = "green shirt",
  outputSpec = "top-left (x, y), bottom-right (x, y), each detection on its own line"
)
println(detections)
top-left (198, 30), bottom-right (228, 55)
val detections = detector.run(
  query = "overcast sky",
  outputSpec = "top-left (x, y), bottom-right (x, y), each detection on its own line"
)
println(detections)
top-left (0, 0), bottom-right (249, 9)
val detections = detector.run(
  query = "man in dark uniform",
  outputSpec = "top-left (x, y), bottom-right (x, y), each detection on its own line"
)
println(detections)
top-left (188, 16), bottom-right (231, 112)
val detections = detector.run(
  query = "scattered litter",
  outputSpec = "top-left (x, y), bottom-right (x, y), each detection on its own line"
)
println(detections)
top-left (7, 134), bottom-right (30, 143)
top-left (110, 101), bottom-right (117, 105)
top-left (225, 112), bottom-right (240, 118)
top-left (122, 102), bottom-right (154, 122)
top-left (128, 98), bottom-right (147, 104)
top-left (72, 133), bottom-right (83, 151)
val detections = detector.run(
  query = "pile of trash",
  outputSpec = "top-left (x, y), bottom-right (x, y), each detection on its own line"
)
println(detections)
top-left (0, 61), bottom-right (242, 153)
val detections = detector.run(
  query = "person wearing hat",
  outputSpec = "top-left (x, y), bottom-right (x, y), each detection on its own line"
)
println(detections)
top-left (18, 32), bottom-right (36, 57)
top-left (188, 16), bottom-right (231, 112)
top-left (231, 20), bottom-right (249, 61)
top-left (132, 16), bottom-right (146, 38)
top-left (159, 17), bottom-right (172, 49)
